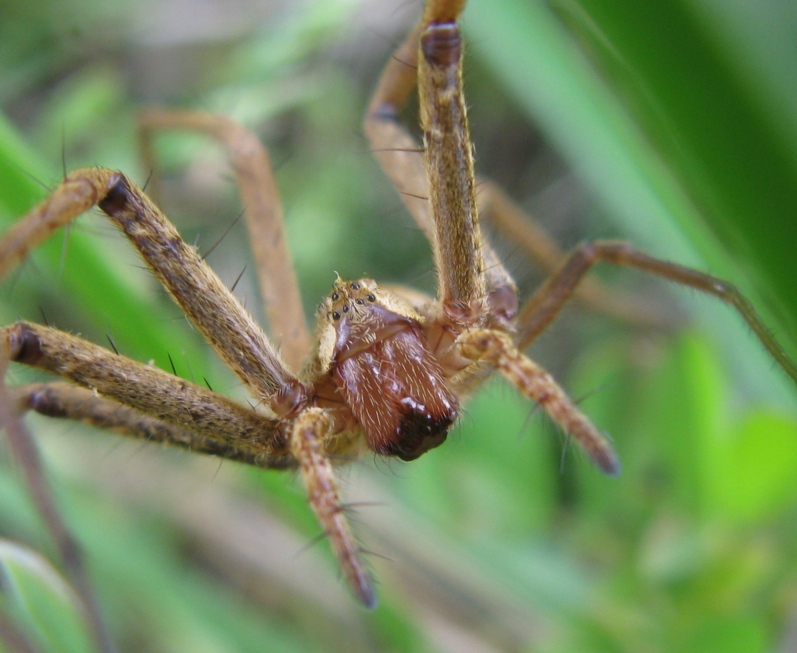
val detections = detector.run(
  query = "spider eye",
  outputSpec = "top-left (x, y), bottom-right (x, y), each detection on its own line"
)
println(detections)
top-left (332, 311), bottom-right (341, 320)
top-left (355, 298), bottom-right (364, 305)
top-left (351, 282), bottom-right (360, 290)
top-left (366, 293), bottom-right (375, 302)
top-left (342, 304), bottom-right (350, 312)
top-left (332, 292), bottom-right (340, 300)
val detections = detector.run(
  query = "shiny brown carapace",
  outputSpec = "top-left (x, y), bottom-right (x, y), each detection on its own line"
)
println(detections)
top-left (1, 0), bottom-right (796, 614)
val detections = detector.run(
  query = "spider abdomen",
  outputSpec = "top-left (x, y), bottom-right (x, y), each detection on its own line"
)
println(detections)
top-left (334, 333), bottom-right (457, 461)
top-left (330, 301), bottom-right (458, 462)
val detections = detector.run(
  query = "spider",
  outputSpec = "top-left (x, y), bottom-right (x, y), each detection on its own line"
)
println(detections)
top-left (0, 0), bottom-right (795, 615)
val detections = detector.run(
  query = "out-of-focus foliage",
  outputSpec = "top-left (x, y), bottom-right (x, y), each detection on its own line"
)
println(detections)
top-left (0, 0), bottom-right (796, 651)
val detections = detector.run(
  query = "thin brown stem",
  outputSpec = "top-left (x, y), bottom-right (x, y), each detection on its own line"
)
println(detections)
top-left (0, 362), bottom-right (117, 653)
top-left (0, 608), bottom-right (39, 653)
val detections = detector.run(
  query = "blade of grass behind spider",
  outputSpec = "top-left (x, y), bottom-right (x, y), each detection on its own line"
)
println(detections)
top-left (559, 0), bottom-right (797, 324)
top-left (464, 0), bottom-right (797, 406)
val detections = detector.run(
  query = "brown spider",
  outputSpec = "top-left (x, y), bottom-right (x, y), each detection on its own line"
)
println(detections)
top-left (0, 0), bottom-right (795, 614)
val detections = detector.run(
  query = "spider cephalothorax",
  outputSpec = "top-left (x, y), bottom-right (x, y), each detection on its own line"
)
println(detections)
top-left (1, 0), bottom-right (795, 614)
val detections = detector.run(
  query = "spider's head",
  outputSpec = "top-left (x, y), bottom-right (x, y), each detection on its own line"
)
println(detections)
top-left (323, 277), bottom-right (380, 323)
top-left (319, 277), bottom-right (422, 324)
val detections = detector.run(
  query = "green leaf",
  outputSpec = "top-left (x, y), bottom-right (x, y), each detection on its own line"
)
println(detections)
top-left (0, 538), bottom-right (95, 653)
top-left (706, 410), bottom-right (797, 523)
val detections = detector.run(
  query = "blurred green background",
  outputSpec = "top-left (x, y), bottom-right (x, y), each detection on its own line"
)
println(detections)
top-left (1, 0), bottom-right (797, 651)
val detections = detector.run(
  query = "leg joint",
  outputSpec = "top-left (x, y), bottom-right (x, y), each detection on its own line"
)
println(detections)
top-left (96, 172), bottom-right (130, 217)
top-left (5, 321), bottom-right (44, 367)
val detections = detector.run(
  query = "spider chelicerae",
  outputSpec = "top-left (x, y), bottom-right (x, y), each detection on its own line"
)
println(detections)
top-left (1, 0), bottom-right (795, 615)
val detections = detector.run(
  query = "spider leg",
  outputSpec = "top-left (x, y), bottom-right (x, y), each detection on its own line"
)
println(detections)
top-left (0, 167), bottom-right (305, 412)
top-left (364, 20), bottom-right (429, 237)
top-left (12, 382), bottom-right (295, 469)
top-left (476, 180), bottom-right (678, 329)
top-left (416, 2), bottom-right (484, 310)
top-left (1, 322), bottom-right (290, 461)
top-left (516, 240), bottom-right (797, 383)
top-left (138, 111), bottom-right (310, 371)
top-left (365, 1), bottom-right (515, 321)
top-left (457, 328), bottom-right (620, 475)
top-left (290, 408), bottom-right (375, 609)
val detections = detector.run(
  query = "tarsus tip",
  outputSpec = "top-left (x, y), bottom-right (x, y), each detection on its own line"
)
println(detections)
top-left (597, 449), bottom-right (622, 477)
top-left (357, 582), bottom-right (378, 610)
